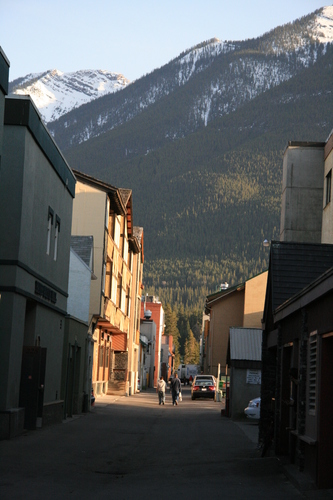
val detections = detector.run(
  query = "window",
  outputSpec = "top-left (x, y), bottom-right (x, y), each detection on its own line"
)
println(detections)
top-left (126, 288), bottom-right (131, 317)
top-left (105, 198), bottom-right (110, 229)
top-left (116, 275), bottom-right (122, 308)
top-left (111, 260), bottom-right (117, 304)
top-left (114, 216), bottom-right (120, 247)
top-left (308, 332), bottom-right (317, 414)
top-left (105, 259), bottom-right (112, 299)
top-left (99, 346), bottom-right (104, 367)
top-left (123, 237), bottom-right (128, 264)
top-left (121, 287), bottom-right (126, 314)
top-left (102, 263), bottom-right (106, 294)
top-left (54, 215), bottom-right (60, 261)
top-left (109, 212), bottom-right (115, 238)
top-left (111, 276), bottom-right (117, 304)
top-left (325, 170), bottom-right (331, 206)
top-left (46, 206), bottom-right (54, 255)
top-left (128, 249), bottom-right (132, 271)
top-left (119, 217), bottom-right (124, 256)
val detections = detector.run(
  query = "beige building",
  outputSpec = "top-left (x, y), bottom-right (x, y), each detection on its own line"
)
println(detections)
top-left (204, 271), bottom-right (267, 377)
top-left (71, 170), bottom-right (143, 396)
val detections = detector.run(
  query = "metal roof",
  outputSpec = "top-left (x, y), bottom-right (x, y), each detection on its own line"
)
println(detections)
top-left (70, 236), bottom-right (94, 270)
top-left (269, 241), bottom-right (333, 312)
top-left (229, 327), bottom-right (262, 361)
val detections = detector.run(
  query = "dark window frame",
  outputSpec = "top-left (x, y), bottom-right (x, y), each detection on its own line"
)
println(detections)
top-left (325, 170), bottom-right (331, 206)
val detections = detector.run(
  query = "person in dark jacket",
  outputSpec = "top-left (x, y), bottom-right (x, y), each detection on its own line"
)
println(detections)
top-left (171, 373), bottom-right (182, 406)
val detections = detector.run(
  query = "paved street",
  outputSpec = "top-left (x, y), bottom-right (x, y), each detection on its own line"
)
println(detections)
top-left (0, 386), bottom-right (327, 499)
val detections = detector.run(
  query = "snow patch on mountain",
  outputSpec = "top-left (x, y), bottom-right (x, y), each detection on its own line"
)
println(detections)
top-left (177, 39), bottom-right (235, 85)
top-left (312, 6), bottom-right (333, 43)
top-left (12, 6), bottom-right (333, 151)
top-left (10, 69), bottom-right (130, 123)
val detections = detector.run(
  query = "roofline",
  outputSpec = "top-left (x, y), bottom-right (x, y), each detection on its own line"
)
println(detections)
top-left (70, 247), bottom-right (97, 280)
top-left (274, 266), bottom-right (333, 322)
top-left (0, 46), bottom-right (9, 95)
top-left (283, 140), bottom-right (325, 156)
top-left (72, 169), bottom-right (126, 215)
top-left (129, 236), bottom-right (141, 254)
top-left (205, 282), bottom-right (245, 311)
top-left (5, 96), bottom-right (76, 197)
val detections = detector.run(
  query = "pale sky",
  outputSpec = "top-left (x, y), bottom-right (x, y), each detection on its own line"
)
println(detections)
top-left (1, 0), bottom-right (330, 83)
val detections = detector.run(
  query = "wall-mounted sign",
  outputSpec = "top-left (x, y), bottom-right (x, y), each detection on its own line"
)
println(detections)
top-left (246, 369), bottom-right (261, 384)
top-left (35, 281), bottom-right (57, 304)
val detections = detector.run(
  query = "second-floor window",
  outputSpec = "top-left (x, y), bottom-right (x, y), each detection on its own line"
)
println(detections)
top-left (54, 216), bottom-right (60, 261)
top-left (46, 206), bottom-right (54, 255)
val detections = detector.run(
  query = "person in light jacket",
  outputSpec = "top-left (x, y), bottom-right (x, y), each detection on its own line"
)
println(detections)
top-left (157, 376), bottom-right (166, 405)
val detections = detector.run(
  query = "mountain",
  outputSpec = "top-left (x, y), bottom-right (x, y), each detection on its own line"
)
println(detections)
top-left (9, 69), bottom-right (130, 123)
top-left (36, 7), bottom-right (333, 153)
top-left (9, 7), bottom-right (333, 310)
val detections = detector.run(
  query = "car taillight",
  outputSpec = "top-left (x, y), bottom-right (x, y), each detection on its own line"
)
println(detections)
top-left (193, 385), bottom-right (199, 391)
top-left (208, 385), bottom-right (215, 391)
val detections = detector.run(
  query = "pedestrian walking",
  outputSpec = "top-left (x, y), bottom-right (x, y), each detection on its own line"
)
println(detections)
top-left (157, 376), bottom-right (166, 405)
top-left (170, 373), bottom-right (182, 406)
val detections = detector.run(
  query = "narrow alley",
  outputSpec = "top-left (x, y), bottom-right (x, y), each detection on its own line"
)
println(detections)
top-left (0, 386), bottom-right (318, 500)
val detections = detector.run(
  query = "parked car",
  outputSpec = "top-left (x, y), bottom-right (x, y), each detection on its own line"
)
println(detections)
top-left (191, 378), bottom-right (216, 400)
top-left (193, 375), bottom-right (216, 386)
top-left (244, 397), bottom-right (261, 419)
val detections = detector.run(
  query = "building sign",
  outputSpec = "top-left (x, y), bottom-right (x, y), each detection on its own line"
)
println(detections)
top-left (246, 369), bottom-right (261, 385)
top-left (35, 281), bottom-right (57, 304)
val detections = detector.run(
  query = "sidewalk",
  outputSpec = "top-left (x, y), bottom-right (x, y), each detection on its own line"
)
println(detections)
top-left (234, 416), bottom-right (333, 497)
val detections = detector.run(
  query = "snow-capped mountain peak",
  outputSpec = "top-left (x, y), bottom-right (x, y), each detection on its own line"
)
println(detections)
top-left (312, 6), bottom-right (333, 43)
top-left (9, 69), bottom-right (130, 123)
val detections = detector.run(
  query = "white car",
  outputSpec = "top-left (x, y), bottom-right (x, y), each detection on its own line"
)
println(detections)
top-left (244, 397), bottom-right (261, 419)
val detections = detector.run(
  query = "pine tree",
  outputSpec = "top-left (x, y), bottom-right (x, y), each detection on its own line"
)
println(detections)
top-left (184, 329), bottom-right (200, 365)
top-left (164, 303), bottom-right (181, 369)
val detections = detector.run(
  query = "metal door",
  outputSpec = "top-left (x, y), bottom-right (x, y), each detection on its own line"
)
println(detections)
top-left (19, 346), bottom-right (47, 430)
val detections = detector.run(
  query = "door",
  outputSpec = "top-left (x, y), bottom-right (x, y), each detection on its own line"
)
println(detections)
top-left (19, 346), bottom-right (47, 430)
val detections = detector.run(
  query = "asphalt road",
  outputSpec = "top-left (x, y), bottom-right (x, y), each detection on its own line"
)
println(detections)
top-left (0, 386), bottom-right (309, 499)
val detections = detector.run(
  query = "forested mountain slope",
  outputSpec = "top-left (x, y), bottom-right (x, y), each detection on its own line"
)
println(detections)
top-left (64, 43), bottom-right (333, 309)
top-left (11, 8), bottom-right (333, 311)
